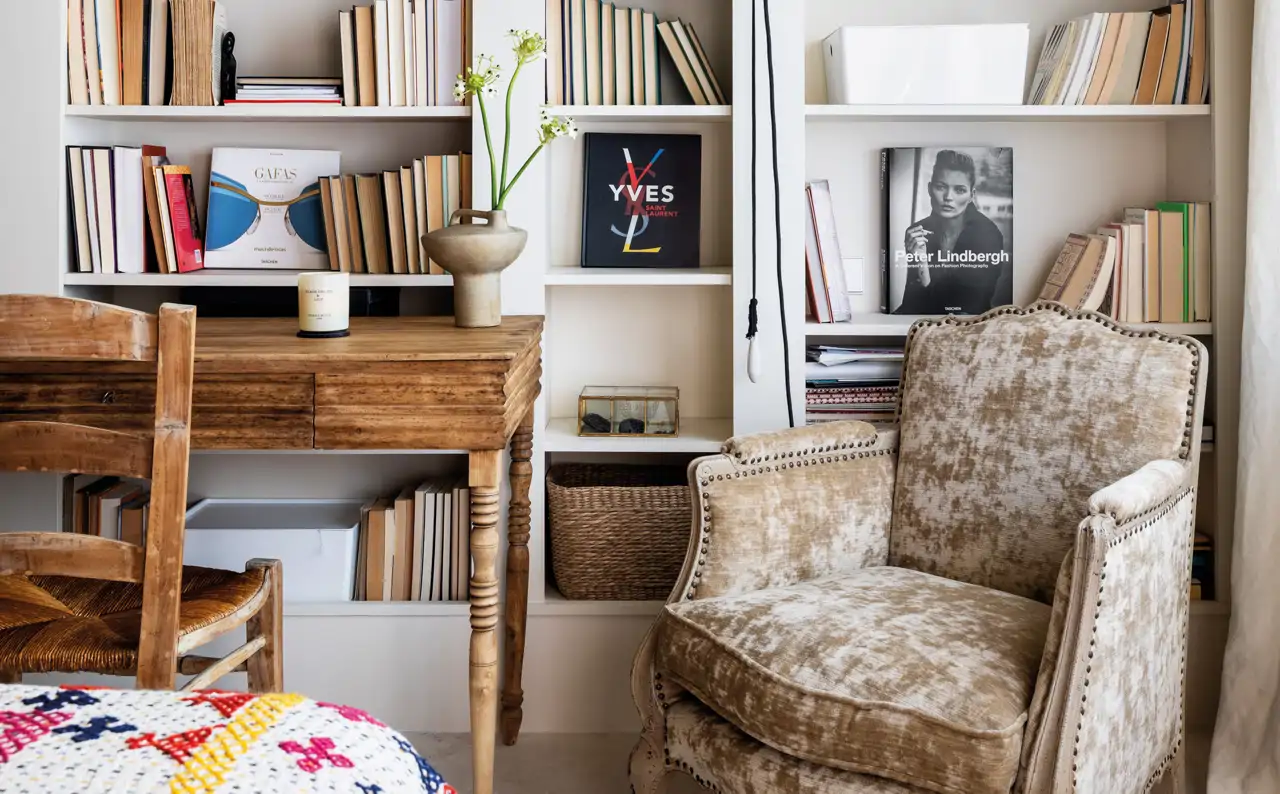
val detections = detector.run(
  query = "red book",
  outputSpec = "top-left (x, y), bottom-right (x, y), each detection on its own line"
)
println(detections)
top-left (162, 166), bottom-right (205, 273)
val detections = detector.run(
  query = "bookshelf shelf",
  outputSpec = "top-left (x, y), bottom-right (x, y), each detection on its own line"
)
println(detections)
top-left (544, 105), bottom-right (731, 123)
top-left (545, 266), bottom-right (732, 286)
top-left (805, 317), bottom-right (1214, 338)
top-left (62, 271), bottom-right (453, 287)
top-left (804, 104), bottom-right (1212, 122)
top-left (545, 417), bottom-right (731, 453)
top-left (62, 105), bottom-right (471, 122)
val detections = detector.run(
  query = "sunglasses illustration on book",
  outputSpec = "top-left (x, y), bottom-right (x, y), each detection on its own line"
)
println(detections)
top-left (205, 173), bottom-right (328, 252)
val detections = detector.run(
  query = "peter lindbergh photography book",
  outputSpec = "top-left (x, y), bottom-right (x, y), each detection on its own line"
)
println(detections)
top-left (881, 147), bottom-right (1013, 315)
top-left (205, 147), bottom-right (340, 269)
top-left (581, 132), bottom-right (701, 268)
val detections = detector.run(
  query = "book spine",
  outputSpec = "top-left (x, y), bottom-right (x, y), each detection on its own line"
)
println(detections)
top-left (164, 170), bottom-right (204, 272)
top-left (879, 149), bottom-right (890, 314)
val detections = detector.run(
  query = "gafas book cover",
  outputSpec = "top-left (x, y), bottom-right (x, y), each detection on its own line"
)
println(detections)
top-left (581, 132), bottom-right (701, 268)
top-left (205, 147), bottom-right (339, 269)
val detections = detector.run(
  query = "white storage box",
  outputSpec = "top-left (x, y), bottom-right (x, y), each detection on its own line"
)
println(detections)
top-left (183, 499), bottom-right (363, 603)
top-left (823, 24), bottom-right (1030, 105)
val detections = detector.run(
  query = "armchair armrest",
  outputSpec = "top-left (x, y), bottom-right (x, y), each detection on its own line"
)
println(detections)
top-left (671, 420), bottom-right (898, 603)
top-left (1017, 460), bottom-right (1196, 794)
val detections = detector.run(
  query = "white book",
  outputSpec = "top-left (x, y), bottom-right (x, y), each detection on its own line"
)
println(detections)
top-left (439, 489), bottom-right (452, 599)
top-left (154, 166), bottom-right (178, 275)
top-left (435, 0), bottom-right (466, 106)
top-left (375, 0), bottom-right (392, 107)
top-left (434, 490), bottom-right (450, 600)
top-left (389, 0), bottom-right (407, 106)
top-left (1174, 0), bottom-right (1194, 105)
top-left (68, 148), bottom-right (93, 273)
top-left (211, 2), bottom-right (228, 105)
top-left (1097, 225), bottom-right (1124, 320)
top-left (82, 0), bottom-right (103, 104)
top-left (414, 3), bottom-right (429, 105)
top-left (67, 0), bottom-right (90, 105)
top-left (412, 482), bottom-right (433, 601)
top-left (91, 149), bottom-right (116, 273)
top-left (1125, 222), bottom-right (1145, 323)
top-left (403, 0), bottom-right (416, 107)
top-left (806, 181), bottom-right (851, 322)
top-left (339, 11), bottom-right (357, 107)
top-left (147, 0), bottom-right (169, 105)
top-left (112, 146), bottom-right (145, 274)
top-left (205, 147), bottom-right (341, 269)
top-left (94, 0), bottom-right (120, 104)
top-left (82, 152), bottom-right (102, 273)
top-left (453, 484), bottom-right (469, 599)
top-left (1063, 14), bottom-right (1106, 105)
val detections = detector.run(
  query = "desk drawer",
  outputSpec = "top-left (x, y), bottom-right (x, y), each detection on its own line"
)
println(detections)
top-left (0, 374), bottom-right (314, 450)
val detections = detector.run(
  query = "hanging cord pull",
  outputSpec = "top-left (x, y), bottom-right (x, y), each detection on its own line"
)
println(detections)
top-left (746, 298), bottom-right (761, 383)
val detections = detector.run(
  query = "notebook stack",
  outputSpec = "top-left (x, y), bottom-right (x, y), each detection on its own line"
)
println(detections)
top-left (316, 154), bottom-right (473, 275)
top-left (1027, 1), bottom-right (1209, 105)
top-left (354, 479), bottom-right (472, 602)
top-left (226, 77), bottom-right (343, 105)
top-left (338, 0), bottom-right (467, 108)
top-left (805, 346), bottom-right (903, 425)
top-left (546, 0), bottom-right (725, 105)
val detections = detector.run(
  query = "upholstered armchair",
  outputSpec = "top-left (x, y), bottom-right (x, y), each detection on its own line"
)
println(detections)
top-left (631, 303), bottom-right (1207, 794)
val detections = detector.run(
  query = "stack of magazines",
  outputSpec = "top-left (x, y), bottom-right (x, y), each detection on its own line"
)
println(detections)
top-left (226, 77), bottom-right (343, 104)
top-left (805, 346), bottom-right (903, 425)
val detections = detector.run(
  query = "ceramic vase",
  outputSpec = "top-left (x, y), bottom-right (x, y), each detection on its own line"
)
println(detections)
top-left (422, 209), bottom-right (528, 328)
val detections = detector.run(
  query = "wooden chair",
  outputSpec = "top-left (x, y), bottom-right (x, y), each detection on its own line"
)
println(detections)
top-left (0, 295), bottom-right (282, 692)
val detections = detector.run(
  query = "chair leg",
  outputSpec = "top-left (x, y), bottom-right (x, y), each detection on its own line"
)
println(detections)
top-left (245, 559), bottom-right (283, 693)
top-left (629, 737), bottom-right (670, 794)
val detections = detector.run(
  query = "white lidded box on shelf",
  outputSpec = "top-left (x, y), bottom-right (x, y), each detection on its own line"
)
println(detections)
top-left (822, 24), bottom-right (1030, 105)
top-left (183, 499), bottom-right (363, 603)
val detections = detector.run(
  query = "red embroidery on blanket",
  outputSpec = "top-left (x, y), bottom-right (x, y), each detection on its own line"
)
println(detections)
top-left (0, 710), bottom-right (73, 763)
top-left (181, 691), bottom-right (256, 718)
top-left (127, 725), bottom-right (223, 763)
top-left (279, 737), bottom-right (354, 773)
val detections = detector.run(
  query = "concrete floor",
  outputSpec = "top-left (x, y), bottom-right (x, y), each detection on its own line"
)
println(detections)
top-left (409, 732), bottom-right (1211, 793)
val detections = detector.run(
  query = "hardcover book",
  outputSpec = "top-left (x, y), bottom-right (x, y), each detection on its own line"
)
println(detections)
top-left (581, 132), bottom-right (701, 268)
top-left (881, 146), bottom-right (1013, 315)
top-left (205, 147), bottom-right (339, 269)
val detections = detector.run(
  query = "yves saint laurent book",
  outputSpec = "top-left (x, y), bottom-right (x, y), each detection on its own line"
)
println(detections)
top-left (581, 132), bottom-right (701, 268)
top-left (205, 147), bottom-right (340, 269)
top-left (881, 147), bottom-right (1013, 315)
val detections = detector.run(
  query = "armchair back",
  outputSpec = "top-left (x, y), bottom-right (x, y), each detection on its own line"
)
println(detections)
top-left (889, 303), bottom-right (1207, 603)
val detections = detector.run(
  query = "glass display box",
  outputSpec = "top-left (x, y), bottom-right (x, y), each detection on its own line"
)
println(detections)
top-left (577, 386), bottom-right (680, 437)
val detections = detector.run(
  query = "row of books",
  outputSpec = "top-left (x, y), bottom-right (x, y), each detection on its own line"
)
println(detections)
top-left (804, 346), bottom-right (903, 426)
top-left (316, 154), bottom-right (473, 275)
top-left (1039, 202), bottom-right (1212, 323)
top-left (62, 476), bottom-right (150, 544)
top-left (66, 144), bottom-right (204, 275)
top-left (355, 481), bottom-right (471, 602)
top-left (338, 1), bottom-right (466, 108)
top-left (804, 180), bottom-right (854, 324)
top-left (67, 0), bottom-right (228, 106)
top-left (547, 0), bottom-right (725, 106)
top-left (1028, 1), bottom-right (1208, 106)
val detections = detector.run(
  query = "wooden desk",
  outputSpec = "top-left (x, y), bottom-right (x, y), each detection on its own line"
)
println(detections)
top-left (0, 315), bottom-right (542, 794)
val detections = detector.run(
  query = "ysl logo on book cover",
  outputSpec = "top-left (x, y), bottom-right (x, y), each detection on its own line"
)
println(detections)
top-left (608, 148), bottom-right (677, 255)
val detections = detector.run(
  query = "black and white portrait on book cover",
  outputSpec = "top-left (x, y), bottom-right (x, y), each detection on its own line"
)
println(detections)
top-left (882, 147), bottom-right (1013, 315)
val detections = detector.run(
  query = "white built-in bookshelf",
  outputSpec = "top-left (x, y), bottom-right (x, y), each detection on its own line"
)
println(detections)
top-left (0, 0), bottom-right (1247, 737)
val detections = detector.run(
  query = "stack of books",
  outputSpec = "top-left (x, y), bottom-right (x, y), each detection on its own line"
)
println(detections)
top-left (1027, 1), bottom-right (1208, 105)
top-left (226, 77), bottom-right (343, 105)
top-left (546, 1), bottom-right (725, 106)
top-left (805, 346), bottom-right (903, 425)
top-left (804, 180), bottom-right (853, 324)
top-left (62, 476), bottom-right (150, 545)
top-left (66, 144), bottom-right (204, 274)
top-left (66, 0), bottom-right (227, 106)
top-left (338, 0), bottom-right (466, 108)
top-left (316, 153), bottom-right (472, 275)
top-left (1038, 202), bottom-right (1212, 323)
top-left (354, 480), bottom-right (471, 603)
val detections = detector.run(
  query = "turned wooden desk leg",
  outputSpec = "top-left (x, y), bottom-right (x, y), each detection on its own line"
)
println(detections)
top-left (501, 409), bottom-right (535, 746)
top-left (469, 449), bottom-right (502, 794)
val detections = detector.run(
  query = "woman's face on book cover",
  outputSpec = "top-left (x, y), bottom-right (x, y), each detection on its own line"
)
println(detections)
top-left (929, 169), bottom-right (973, 220)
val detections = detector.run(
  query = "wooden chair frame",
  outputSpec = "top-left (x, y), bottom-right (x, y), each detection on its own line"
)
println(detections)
top-left (0, 295), bottom-right (283, 692)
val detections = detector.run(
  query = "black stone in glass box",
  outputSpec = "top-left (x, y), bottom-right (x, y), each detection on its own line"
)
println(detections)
top-left (577, 386), bottom-right (680, 437)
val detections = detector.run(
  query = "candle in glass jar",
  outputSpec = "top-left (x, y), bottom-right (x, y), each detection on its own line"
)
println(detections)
top-left (297, 272), bottom-right (350, 338)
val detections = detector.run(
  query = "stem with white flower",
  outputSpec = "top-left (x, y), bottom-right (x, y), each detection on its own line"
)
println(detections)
top-left (501, 58), bottom-right (523, 202)
top-left (476, 91), bottom-right (500, 208)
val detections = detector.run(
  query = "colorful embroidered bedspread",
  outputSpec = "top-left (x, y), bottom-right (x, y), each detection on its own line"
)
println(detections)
top-left (0, 684), bottom-right (455, 793)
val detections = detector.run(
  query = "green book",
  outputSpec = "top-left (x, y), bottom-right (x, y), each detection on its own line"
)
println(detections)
top-left (1156, 201), bottom-right (1193, 321)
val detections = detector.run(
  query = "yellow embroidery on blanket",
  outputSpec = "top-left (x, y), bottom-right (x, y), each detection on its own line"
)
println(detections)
top-left (170, 693), bottom-right (305, 793)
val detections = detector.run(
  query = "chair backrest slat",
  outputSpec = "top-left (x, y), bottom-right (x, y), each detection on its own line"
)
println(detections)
top-left (0, 533), bottom-right (144, 582)
top-left (0, 295), bottom-right (158, 362)
top-left (0, 421), bottom-right (153, 479)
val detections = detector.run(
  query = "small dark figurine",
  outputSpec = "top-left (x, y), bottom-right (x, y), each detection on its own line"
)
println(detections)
top-left (581, 413), bottom-right (611, 434)
top-left (618, 418), bottom-right (645, 434)
top-left (220, 32), bottom-right (237, 104)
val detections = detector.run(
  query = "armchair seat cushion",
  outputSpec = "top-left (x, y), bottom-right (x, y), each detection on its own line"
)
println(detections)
top-left (654, 566), bottom-right (1051, 794)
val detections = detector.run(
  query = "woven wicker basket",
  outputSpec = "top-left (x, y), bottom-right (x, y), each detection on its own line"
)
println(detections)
top-left (547, 464), bottom-right (691, 600)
